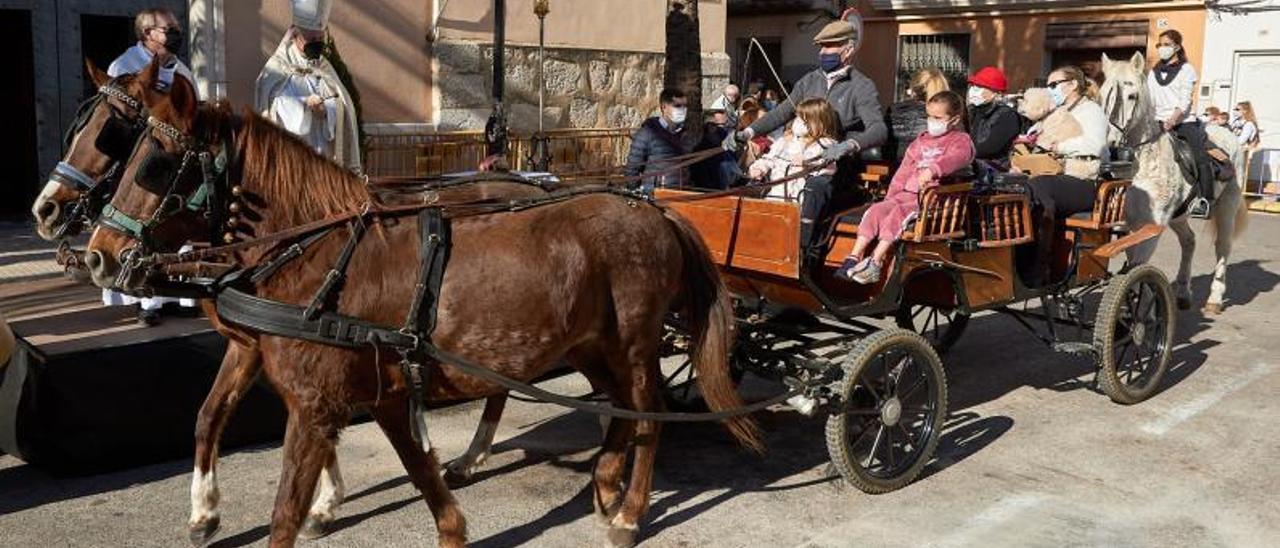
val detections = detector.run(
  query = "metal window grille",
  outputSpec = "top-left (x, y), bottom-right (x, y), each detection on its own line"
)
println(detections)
top-left (896, 34), bottom-right (971, 101)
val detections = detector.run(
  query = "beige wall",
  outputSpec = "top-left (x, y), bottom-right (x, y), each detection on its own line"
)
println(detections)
top-left (437, 0), bottom-right (726, 54)
top-left (223, 0), bottom-right (431, 125)
top-left (855, 3), bottom-right (1207, 101)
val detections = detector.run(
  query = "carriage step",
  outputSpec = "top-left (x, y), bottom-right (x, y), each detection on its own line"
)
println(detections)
top-left (1051, 342), bottom-right (1097, 358)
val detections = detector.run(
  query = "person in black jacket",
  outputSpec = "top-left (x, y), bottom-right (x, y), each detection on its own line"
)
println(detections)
top-left (887, 67), bottom-right (950, 163)
top-left (966, 66), bottom-right (1021, 172)
top-left (624, 88), bottom-right (693, 194)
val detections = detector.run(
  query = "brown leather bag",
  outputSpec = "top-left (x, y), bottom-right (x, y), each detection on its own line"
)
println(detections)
top-left (1010, 143), bottom-right (1064, 176)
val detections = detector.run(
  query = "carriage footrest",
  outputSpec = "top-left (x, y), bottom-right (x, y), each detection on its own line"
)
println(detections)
top-left (1051, 341), bottom-right (1098, 359)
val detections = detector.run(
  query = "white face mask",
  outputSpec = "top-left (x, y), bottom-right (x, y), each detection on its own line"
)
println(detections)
top-left (1157, 45), bottom-right (1177, 61)
top-left (926, 119), bottom-right (950, 137)
top-left (967, 86), bottom-right (990, 107)
top-left (668, 106), bottom-right (687, 125)
top-left (792, 118), bottom-right (810, 138)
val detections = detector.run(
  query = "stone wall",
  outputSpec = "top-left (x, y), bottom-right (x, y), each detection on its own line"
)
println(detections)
top-left (435, 40), bottom-right (732, 131)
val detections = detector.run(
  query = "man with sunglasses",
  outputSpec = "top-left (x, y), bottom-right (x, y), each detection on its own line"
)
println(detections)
top-left (107, 8), bottom-right (195, 92)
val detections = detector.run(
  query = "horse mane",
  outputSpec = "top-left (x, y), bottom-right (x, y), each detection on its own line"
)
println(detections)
top-left (235, 110), bottom-right (369, 228)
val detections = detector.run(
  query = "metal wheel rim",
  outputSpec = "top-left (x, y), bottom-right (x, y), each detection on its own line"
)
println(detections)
top-left (1110, 276), bottom-right (1169, 391)
top-left (902, 304), bottom-right (966, 350)
top-left (843, 345), bottom-right (939, 479)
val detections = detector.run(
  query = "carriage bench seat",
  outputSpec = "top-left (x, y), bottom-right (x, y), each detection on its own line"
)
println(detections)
top-left (1064, 180), bottom-right (1129, 231)
top-left (901, 183), bottom-right (972, 243)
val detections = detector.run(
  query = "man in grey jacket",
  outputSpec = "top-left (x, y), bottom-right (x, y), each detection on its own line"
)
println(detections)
top-left (725, 19), bottom-right (887, 248)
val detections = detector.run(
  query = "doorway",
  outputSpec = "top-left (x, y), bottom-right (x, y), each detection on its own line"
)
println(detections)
top-left (0, 9), bottom-right (38, 219)
top-left (80, 14), bottom-right (135, 98)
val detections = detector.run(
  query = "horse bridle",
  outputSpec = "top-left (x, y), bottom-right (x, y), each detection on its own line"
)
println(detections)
top-left (1102, 79), bottom-right (1162, 149)
top-left (99, 113), bottom-right (230, 284)
top-left (49, 83), bottom-right (150, 237)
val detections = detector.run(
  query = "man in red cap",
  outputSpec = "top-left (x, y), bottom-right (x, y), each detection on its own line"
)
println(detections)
top-left (967, 66), bottom-right (1021, 170)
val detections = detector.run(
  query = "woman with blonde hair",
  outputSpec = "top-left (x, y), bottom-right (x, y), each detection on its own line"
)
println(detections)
top-left (747, 98), bottom-right (840, 202)
top-left (888, 68), bottom-right (951, 162)
top-left (1232, 101), bottom-right (1260, 147)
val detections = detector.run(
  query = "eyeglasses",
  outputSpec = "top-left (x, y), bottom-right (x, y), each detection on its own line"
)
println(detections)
top-left (1046, 79), bottom-right (1070, 89)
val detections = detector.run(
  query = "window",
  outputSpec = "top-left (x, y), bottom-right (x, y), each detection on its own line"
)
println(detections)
top-left (897, 34), bottom-right (971, 101)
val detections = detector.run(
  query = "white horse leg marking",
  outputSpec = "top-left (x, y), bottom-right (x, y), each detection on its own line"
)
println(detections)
top-left (1169, 217), bottom-right (1195, 306)
top-left (308, 458), bottom-right (345, 522)
top-left (1206, 185), bottom-right (1240, 309)
top-left (188, 465), bottom-right (220, 527)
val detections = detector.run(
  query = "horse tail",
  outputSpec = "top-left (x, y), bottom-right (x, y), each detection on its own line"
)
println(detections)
top-left (1233, 191), bottom-right (1249, 241)
top-left (661, 208), bottom-right (764, 453)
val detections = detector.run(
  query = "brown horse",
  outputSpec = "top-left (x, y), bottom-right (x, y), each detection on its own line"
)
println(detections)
top-left (84, 66), bottom-right (759, 547)
top-left (47, 58), bottom-right (539, 543)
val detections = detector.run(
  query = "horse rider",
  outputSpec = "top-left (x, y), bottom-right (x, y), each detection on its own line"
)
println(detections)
top-left (1148, 29), bottom-right (1213, 218)
top-left (724, 18), bottom-right (888, 250)
top-left (104, 7), bottom-right (199, 325)
top-left (255, 0), bottom-right (363, 174)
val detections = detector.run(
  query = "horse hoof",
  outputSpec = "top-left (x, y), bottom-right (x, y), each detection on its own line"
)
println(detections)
top-left (606, 524), bottom-right (638, 548)
top-left (443, 464), bottom-right (475, 488)
top-left (1202, 302), bottom-right (1224, 315)
top-left (1177, 297), bottom-right (1192, 310)
top-left (594, 498), bottom-right (622, 525)
top-left (188, 516), bottom-right (221, 547)
top-left (298, 514), bottom-right (332, 540)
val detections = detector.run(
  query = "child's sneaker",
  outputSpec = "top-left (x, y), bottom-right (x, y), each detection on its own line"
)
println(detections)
top-left (835, 257), bottom-right (869, 282)
top-left (852, 259), bottom-right (882, 285)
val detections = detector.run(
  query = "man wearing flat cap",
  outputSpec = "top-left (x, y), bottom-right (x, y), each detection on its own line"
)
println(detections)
top-left (725, 16), bottom-right (887, 248)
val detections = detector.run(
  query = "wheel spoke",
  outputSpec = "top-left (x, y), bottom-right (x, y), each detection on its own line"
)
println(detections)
top-left (858, 375), bottom-right (884, 403)
top-left (897, 421), bottom-right (916, 450)
top-left (884, 427), bottom-right (897, 469)
top-left (898, 375), bottom-right (925, 401)
top-left (863, 424), bottom-right (887, 469)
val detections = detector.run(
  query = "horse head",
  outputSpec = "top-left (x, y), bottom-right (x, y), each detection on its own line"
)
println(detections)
top-left (84, 57), bottom-right (216, 292)
top-left (32, 60), bottom-right (150, 240)
top-left (1099, 52), bottom-right (1157, 149)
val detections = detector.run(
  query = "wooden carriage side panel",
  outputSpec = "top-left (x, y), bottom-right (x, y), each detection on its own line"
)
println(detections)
top-left (976, 194), bottom-right (1034, 248)
top-left (955, 247), bottom-right (1016, 308)
top-left (654, 189), bottom-right (801, 279)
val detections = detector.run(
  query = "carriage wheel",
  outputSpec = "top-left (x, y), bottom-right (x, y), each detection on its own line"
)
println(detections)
top-left (1093, 264), bottom-right (1176, 404)
top-left (894, 304), bottom-right (970, 353)
top-left (825, 329), bottom-right (947, 494)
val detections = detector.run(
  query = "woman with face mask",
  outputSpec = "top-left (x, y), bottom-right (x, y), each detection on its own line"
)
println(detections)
top-left (966, 66), bottom-right (1021, 171)
top-left (1021, 66), bottom-right (1108, 287)
top-left (886, 68), bottom-right (950, 164)
top-left (1147, 29), bottom-right (1213, 217)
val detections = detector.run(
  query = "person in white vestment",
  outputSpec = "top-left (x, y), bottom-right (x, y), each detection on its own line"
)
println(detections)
top-left (254, 0), bottom-right (362, 174)
top-left (103, 7), bottom-right (198, 326)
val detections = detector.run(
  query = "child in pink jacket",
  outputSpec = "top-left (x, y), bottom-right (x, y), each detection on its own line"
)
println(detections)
top-left (838, 90), bottom-right (976, 284)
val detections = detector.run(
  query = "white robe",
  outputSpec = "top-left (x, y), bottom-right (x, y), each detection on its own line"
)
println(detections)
top-left (102, 45), bottom-right (198, 312)
top-left (254, 30), bottom-right (362, 173)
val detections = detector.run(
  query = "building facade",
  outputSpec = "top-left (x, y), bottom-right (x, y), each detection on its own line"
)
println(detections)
top-left (1200, 0), bottom-right (1278, 186)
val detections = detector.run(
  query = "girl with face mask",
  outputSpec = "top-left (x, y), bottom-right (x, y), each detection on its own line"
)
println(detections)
top-left (747, 98), bottom-right (840, 201)
top-left (837, 91), bottom-right (975, 284)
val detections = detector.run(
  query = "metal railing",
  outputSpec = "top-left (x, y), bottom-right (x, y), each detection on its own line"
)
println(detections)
top-left (363, 128), bottom-right (634, 178)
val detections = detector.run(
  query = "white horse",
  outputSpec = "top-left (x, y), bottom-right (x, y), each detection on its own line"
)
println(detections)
top-left (1100, 52), bottom-right (1249, 315)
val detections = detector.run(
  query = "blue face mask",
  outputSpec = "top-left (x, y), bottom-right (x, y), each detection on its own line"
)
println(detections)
top-left (1049, 86), bottom-right (1067, 108)
top-left (819, 53), bottom-right (843, 73)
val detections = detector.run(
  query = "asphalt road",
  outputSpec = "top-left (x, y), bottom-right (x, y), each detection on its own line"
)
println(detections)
top-left (3, 214), bottom-right (1279, 548)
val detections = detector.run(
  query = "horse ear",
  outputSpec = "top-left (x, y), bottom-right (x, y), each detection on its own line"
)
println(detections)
top-left (85, 58), bottom-right (110, 87)
top-left (169, 73), bottom-right (199, 120)
top-left (138, 54), bottom-right (163, 90)
top-left (1101, 53), bottom-right (1113, 70)
top-left (1130, 51), bottom-right (1145, 73)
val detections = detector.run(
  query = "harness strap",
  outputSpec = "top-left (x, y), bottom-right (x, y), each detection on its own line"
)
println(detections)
top-left (99, 203), bottom-right (147, 239)
top-left (404, 208), bottom-right (450, 336)
top-left (52, 161), bottom-right (100, 191)
top-left (216, 286), bottom-right (417, 348)
top-left (249, 228), bottom-right (336, 284)
top-left (302, 217), bottom-right (368, 320)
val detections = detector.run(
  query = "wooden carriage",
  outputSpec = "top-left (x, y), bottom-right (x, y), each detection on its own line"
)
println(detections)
top-left (655, 172), bottom-right (1172, 494)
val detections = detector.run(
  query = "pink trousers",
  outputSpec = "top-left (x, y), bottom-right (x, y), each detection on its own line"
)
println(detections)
top-left (858, 191), bottom-right (919, 242)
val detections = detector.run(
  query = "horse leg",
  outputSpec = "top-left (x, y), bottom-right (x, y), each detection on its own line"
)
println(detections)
top-left (189, 342), bottom-right (260, 546)
top-left (444, 393), bottom-right (507, 487)
top-left (592, 415), bottom-right (634, 524)
top-left (1169, 216), bottom-right (1196, 310)
top-left (298, 448), bottom-right (344, 540)
top-left (606, 353), bottom-right (663, 548)
top-left (1204, 186), bottom-right (1241, 315)
top-left (370, 400), bottom-right (467, 548)
top-left (267, 405), bottom-right (337, 548)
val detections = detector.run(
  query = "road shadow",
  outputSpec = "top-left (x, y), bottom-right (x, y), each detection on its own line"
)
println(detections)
top-left (1189, 258), bottom-right (1278, 310)
top-left (0, 457), bottom-right (192, 515)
